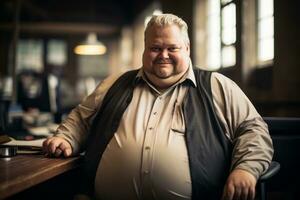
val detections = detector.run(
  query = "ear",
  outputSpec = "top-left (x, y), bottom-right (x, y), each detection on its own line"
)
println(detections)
top-left (185, 43), bottom-right (190, 56)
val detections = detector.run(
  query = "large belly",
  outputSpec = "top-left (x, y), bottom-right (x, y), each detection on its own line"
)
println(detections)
top-left (94, 132), bottom-right (191, 200)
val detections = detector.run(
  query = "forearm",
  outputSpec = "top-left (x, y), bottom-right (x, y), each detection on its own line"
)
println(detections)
top-left (211, 72), bottom-right (274, 179)
top-left (54, 73), bottom-right (123, 155)
top-left (55, 105), bottom-right (93, 155)
top-left (231, 117), bottom-right (274, 179)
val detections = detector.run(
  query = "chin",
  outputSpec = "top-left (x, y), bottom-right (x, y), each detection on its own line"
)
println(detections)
top-left (156, 69), bottom-right (173, 78)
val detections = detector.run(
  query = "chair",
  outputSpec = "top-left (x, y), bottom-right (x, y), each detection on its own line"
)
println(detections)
top-left (263, 117), bottom-right (300, 200)
top-left (257, 161), bottom-right (281, 200)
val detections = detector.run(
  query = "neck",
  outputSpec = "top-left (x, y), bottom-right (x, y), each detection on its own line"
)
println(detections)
top-left (143, 70), bottom-right (187, 91)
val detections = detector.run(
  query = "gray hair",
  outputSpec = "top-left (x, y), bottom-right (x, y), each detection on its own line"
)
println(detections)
top-left (144, 13), bottom-right (190, 45)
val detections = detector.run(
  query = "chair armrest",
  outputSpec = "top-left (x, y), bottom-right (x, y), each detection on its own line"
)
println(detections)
top-left (259, 161), bottom-right (280, 182)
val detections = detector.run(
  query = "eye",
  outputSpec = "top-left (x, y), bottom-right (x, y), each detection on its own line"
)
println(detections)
top-left (150, 47), bottom-right (161, 52)
top-left (168, 47), bottom-right (180, 52)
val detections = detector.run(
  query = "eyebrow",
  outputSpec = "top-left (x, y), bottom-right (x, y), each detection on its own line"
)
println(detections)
top-left (150, 44), bottom-right (180, 48)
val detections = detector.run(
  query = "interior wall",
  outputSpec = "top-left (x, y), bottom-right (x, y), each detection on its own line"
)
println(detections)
top-left (253, 0), bottom-right (300, 117)
top-left (273, 0), bottom-right (300, 102)
top-left (193, 0), bottom-right (207, 68)
top-left (0, 32), bottom-right (10, 77)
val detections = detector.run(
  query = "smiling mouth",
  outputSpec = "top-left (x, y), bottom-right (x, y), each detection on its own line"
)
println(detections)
top-left (155, 61), bottom-right (173, 65)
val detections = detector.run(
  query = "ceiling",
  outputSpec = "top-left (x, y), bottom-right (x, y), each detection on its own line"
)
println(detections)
top-left (0, 0), bottom-right (154, 36)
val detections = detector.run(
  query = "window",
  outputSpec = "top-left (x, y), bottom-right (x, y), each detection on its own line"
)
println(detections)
top-left (47, 40), bottom-right (67, 66)
top-left (206, 0), bottom-right (237, 70)
top-left (204, 0), bottom-right (274, 70)
top-left (77, 54), bottom-right (109, 78)
top-left (257, 0), bottom-right (274, 65)
top-left (17, 39), bottom-right (43, 73)
top-left (206, 0), bottom-right (221, 70)
top-left (221, 1), bottom-right (236, 67)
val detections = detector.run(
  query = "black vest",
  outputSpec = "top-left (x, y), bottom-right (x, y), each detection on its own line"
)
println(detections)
top-left (82, 68), bottom-right (233, 200)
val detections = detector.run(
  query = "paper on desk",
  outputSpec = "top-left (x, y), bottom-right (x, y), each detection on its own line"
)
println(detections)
top-left (2, 137), bottom-right (45, 148)
top-left (27, 123), bottom-right (59, 136)
top-left (28, 127), bottom-right (52, 136)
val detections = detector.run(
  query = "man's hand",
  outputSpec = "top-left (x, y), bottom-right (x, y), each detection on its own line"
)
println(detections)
top-left (221, 169), bottom-right (257, 200)
top-left (43, 136), bottom-right (72, 157)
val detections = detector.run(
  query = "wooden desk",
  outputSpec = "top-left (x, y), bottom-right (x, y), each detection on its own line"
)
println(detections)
top-left (0, 155), bottom-right (82, 199)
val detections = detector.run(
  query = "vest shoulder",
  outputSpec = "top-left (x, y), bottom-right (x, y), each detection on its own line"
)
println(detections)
top-left (192, 67), bottom-right (213, 85)
top-left (193, 66), bottom-right (213, 72)
top-left (119, 69), bottom-right (140, 78)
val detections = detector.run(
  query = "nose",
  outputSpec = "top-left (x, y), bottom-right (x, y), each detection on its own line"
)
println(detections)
top-left (159, 49), bottom-right (169, 58)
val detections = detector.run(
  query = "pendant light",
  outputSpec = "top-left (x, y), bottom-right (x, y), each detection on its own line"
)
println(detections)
top-left (74, 32), bottom-right (107, 55)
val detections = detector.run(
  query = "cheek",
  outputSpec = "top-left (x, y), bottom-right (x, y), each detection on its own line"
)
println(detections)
top-left (171, 54), bottom-right (189, 68)
top-left (170, 54), bottom-right (181, 63)
top-left (147, 52), bottom-right (157, 62)
top-left (143, 51), bottom-right (155, 66)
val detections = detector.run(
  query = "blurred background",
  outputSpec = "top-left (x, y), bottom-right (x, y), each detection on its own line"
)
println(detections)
top-left (0, 0), bottom-right (299, 120)
top-left (0, 0), bottom-right (299, 199)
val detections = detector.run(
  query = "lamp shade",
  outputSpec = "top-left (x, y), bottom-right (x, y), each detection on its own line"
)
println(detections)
top-left (74, 33), bottom-right (107, 55)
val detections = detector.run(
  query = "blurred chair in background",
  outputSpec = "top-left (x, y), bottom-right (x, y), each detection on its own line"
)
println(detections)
top-left (263, 117), bottom-right (300, 200)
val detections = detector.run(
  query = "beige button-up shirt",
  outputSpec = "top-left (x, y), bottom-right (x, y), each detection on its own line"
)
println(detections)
top-left (55, 66), bottom-right (273, 200)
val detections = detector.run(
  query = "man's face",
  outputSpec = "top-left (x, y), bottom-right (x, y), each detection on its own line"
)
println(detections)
top-left (142, 25), bottom-right (190, 89)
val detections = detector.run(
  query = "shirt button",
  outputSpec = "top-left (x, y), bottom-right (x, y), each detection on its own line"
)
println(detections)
top-left (149, 127), bottom-right (153, 130)
top-left (144, 170), bottom-right (150, 174)
top-left (153, 112), bottom-right (157, 115)
top-left (145, 146), bottom-right (150, 150)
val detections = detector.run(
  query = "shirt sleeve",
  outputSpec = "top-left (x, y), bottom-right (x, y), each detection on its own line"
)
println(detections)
top-left (54, 73), bottom-right (123, 155)
top-left (211, 72), bottom-right (274, 180)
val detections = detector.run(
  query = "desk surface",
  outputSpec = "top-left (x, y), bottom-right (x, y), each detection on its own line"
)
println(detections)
top-left (0, 155), bottom-right (82, 199)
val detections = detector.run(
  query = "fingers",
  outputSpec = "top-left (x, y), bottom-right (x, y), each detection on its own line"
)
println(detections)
top-left (59, 142), bottom-right (72, 157)
top-left (222, 183), bottom-right (234, 200)
top-left (247, 185), bottom-right (255, 200)
top-left (42, 136), bottom-right (72, 157)
top-left (222, 169), bottom-right (256, 200)
top-left (54, 148), bottom-right (63, 157)
top-left (233, 187), bottom-right (244, 200)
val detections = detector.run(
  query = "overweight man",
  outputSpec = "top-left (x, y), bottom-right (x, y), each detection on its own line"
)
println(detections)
top-left (43, 14), bottom-right (273, 200)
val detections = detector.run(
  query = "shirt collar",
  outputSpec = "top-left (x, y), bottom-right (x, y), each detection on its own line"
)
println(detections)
top-left (184, 60), bottom-right (197, 87)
